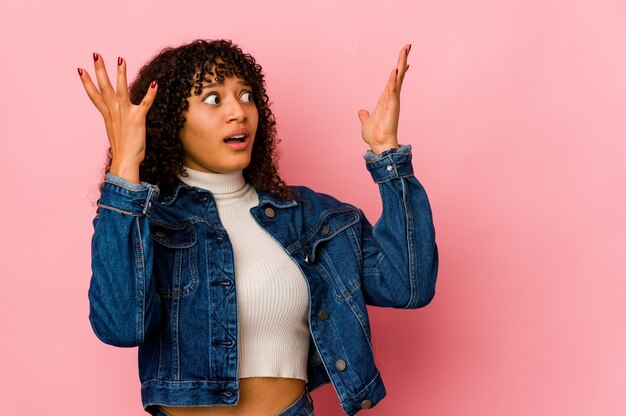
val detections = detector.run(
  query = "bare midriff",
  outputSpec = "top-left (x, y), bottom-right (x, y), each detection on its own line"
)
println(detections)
top-left (160, 377), bottom-right (306, 416)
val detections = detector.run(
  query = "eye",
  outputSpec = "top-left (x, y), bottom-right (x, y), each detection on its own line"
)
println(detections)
top-left (203, 93), bottom-right (220, 105)
top-left (241, 91), bottom-right (253, 103)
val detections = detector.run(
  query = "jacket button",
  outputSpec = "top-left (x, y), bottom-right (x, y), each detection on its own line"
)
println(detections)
top-left (318, 309), bottom-right (330, 320)
top-left (386, 164), bottom-right (393, 171)
top-left (304, 255), bottom-right (310, 264)
top-left (335, 359), bottom-right (346, 371)
top-left (222, 390), bottom-right (233, 397)
top-left (361, 399), bottom-right (372, 409)
top-left (321, 225), bottom-right (330, 236)
top-left (265, 207), bottom-right (275, 218)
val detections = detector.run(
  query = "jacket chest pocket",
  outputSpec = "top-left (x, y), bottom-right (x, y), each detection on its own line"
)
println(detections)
top-left (305, 209), bottom-right (361, 264)
top-left (304, 209), bottom-right (362, 290)
top-left (150, 223), bottom-right (198, 298)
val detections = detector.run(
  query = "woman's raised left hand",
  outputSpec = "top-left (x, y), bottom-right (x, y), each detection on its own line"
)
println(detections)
top-left (357, 44), bottom-right (410, 154)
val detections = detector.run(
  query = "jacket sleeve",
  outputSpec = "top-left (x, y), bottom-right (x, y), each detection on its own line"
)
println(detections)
top-left (88, 172), bottom-right (162, 347)
top-left (359, 144), bottom-right (439, 309)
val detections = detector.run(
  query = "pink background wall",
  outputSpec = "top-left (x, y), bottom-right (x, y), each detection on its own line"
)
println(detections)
top-left (1, 0), bottom-right (625, 414)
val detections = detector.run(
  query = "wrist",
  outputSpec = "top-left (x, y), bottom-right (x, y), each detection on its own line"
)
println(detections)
top-left (109, 160), bottom-right (141, 184)
top-left (363, 144), bottom-right (412, 162)
top-left (368, 142), bottom-right (400, 155)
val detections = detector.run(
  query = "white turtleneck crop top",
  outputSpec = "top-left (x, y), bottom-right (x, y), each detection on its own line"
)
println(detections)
top-left (176, 166), bottom-right (310, 381)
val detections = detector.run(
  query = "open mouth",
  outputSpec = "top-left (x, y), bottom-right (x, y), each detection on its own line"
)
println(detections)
top-left (224, 135), bottom-right (247, 143)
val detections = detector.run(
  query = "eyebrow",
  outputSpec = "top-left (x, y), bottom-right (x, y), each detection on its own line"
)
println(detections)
top-left (201, 80), bottom-right (251, 90)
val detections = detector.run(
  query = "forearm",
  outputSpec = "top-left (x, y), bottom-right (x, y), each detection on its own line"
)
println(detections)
top-left (88, 173), bottom-right (162, 346)
top-left (361, 145), bottom-right (439, 308)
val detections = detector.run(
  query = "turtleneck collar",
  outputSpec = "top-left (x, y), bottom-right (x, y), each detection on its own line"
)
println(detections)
top-left (176, 165), bottom-right (247, 196)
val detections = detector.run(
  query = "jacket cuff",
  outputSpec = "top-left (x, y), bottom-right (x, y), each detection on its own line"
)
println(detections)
top-left (364, 144), bottom-right (414, 183)
top-left (97, 172), bottom-right (160, 216)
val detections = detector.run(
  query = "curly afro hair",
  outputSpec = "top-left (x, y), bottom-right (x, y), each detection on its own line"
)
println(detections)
top-left (98, 38), bottom-right (293, 200)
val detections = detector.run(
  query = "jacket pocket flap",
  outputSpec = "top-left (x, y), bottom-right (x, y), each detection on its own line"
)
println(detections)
top-left (305, 209), bottom-right (360, 262)
top-left (151, 223), bottom-right (197, 248)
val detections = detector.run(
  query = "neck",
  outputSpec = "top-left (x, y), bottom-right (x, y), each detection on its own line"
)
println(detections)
top-left (177, 166), bottom-right (246, 195)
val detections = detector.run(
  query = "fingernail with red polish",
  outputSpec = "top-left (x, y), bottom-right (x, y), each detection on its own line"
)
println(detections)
top-left (93, 52), bottom-right (99, 62)
top-left (118, 57), bottom-right (123, 66)
top-left (150, 81), bottom-right (157, 89)
top-left (409, 44), bottom-right (412, 52)
top-left (77, 68), bottom-right (83, 76)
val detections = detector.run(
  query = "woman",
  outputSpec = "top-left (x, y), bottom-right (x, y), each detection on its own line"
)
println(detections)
top-left (79, 39), bottom-right (438, 416)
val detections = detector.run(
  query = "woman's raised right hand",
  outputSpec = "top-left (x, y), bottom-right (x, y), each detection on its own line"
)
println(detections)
top-left (78, 53), bottom-right (158, 184)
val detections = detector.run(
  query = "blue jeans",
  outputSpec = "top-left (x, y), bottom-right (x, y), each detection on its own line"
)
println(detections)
top-left (153, 388), bottom-right (314, 416)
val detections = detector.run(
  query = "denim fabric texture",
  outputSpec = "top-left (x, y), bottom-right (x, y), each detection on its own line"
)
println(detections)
top-left (88, 144), bottom-right (438, 415)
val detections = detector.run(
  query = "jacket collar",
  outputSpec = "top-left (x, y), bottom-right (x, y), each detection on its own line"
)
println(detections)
top-left (256, 186), bottom-right (298, 208)
top-left (159, 177), bottom-right (298, 209)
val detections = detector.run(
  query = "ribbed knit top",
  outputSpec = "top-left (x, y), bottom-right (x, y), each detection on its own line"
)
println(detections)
top-left (177, 166), bottom-right (310, 381)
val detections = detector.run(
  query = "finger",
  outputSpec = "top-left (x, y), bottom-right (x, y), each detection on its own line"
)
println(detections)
top-left (396, 44), bottom-right (410, 68)
top-left (382, 68), bottom-right (401, 113)
top-left (387, 68), bottom-right (399, 95)
top-left (78, 68), bottom-right (115, 144)
top-left (397, 67), bottom-right (407, 92)
top-left (93, 52), bottom-right (116, 100)
top-left (116, 56), bottom-right (129, 103)
top-left (396, 44), bottom-right (410, 90)
top-left (78, 68), bottom-right (111, 117)
top-left (379, 64), bottom-right (395, 103)
top-left (138, 81), bottom-right (159, 116)
top-left (357, 109), bottom-right (370, 124)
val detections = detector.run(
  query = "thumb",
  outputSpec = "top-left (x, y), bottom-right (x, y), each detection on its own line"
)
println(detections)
top-left (357, 109), bottom-right (370, 124)
top-left (139, 80), bottom-right (159, 114)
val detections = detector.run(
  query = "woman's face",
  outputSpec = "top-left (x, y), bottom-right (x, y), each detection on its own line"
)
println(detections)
top-left (178, 75), bottom-right (259, 173)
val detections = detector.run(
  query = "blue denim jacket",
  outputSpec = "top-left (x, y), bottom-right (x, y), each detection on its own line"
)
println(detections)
top-left (88, 144), bottom-right (438, 415)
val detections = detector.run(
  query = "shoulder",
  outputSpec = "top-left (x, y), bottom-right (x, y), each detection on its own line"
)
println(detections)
top-left (289, 185), bottom-right (360, 213)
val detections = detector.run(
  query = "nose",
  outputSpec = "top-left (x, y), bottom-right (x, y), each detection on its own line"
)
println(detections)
top-left (226, 97), bottom-right (246, 123)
